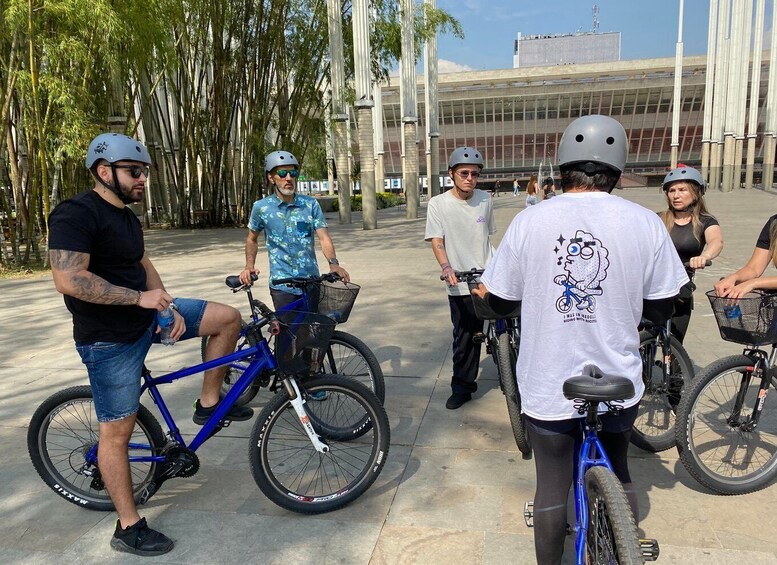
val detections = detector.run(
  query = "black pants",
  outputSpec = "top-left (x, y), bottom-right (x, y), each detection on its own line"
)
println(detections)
top-left (448, 295), bottom-right (484, 395)
top-left (671, 294), bottom-right (693, 343)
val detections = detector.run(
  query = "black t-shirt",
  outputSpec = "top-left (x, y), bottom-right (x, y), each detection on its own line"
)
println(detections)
top-left (669, 213), bottom-right (719, 265)
top-left (756, 214), bottom-right (777, 249)
top-left (48, 190), bottom-right (154, 344)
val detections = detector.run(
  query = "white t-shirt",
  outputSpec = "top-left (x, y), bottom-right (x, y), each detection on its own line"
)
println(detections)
top-left (425, 189), bottom-right (497, 296)
top-left (481, 191), bottom-right (688, 420)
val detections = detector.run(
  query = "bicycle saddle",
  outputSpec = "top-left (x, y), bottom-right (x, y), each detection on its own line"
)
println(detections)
top-left (563, 366), bottom-right (635, 402)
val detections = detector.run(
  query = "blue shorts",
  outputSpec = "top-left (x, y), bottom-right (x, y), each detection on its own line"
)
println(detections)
top-left (76, 298), bottom-right (207, 422)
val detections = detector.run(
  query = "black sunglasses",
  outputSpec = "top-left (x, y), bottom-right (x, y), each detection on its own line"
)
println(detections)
top-left (113, 164), bottom-right (150, 179)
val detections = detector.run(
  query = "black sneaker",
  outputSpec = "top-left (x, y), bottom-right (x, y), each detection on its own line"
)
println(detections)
top-left (110, 518), bottom-right (174, 556)
top-left (445, 392), bottom-right (472, 410)
top-left (192, 399), bottom-right (254, 425)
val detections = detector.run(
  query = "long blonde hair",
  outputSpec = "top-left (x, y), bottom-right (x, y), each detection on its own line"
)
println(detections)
top-left (527, 173), bottom-right (538, 195)
top-left (660, 181), bottom-right (710, 242)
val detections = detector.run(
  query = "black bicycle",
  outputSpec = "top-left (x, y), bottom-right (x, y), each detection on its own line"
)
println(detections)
top-left (446, 268), bottom-right (531, 457)
top-left (202, 273), bottom-right (384, 407)
top-left (676, 289), bottom-right (777, 494)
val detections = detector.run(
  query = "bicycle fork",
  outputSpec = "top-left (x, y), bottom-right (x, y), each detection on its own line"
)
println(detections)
top-left (283, 377), bottom-right (330, 453)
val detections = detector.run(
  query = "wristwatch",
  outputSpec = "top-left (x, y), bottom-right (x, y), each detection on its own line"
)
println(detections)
top-left (328, 258), bottom-right (340, 266)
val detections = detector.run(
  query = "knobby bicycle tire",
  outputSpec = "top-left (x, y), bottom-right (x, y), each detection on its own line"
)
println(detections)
top-left (205, 329), bottom-right (384, 406)
top-left (631, 330), bottom-right (695, 452)
top-left (27, 385), bottom-right (165, 511)
top-left (675, 354), bottom-right (777, 494)
top-left (495, 332), bottom-right (531, 458)
top-left (248, 375), bottom-right (390, 514)
top-left (584, 466), bottom-right (642, 565)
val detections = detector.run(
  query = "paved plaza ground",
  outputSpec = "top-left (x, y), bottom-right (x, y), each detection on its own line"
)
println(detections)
top-left (3, 186), bottom-right (777, 564)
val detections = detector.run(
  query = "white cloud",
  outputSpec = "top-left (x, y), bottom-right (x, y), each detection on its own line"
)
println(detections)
top-left (437, 59), bottom-right (475, 73)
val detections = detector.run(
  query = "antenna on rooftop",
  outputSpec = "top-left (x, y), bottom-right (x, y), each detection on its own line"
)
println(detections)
top-left (593, 3), bottom-right (599, 34)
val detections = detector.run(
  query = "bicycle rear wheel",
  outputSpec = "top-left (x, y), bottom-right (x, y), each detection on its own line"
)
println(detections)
top-left (321, 331), bottom-right (385, 404)
top-left (248, 375), bottom-right (390, 514)
top-left (27, 386), bottom-right (165, 511)
top-left (584, 466), bottom-right (642, 564)
top-left (675, 355), bottom-right (777, 494)
top-left (495, 332), bottom-right (531, 458)
top-left (631, 330), bottom-right (694, 452)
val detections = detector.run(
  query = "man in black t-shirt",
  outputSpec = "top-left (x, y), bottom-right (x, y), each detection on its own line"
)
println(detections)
top-left (48, 133), bottom-right (246, 556)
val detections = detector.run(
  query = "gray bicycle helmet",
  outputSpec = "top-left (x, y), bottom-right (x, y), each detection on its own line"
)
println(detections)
top-left (448, 147), bottom-right (484, 169)
top-left (265, 150), bottom-right (299, 172)
top-left (663, 166), bottom-right (706, 195)
top-left (558, 115), bottom-right (627, 174)
top-left (85, 133), bottom-right (151, 169)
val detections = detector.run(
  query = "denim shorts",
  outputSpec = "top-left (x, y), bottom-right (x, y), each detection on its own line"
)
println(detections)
top-left (76, 298), bottom-right (207, 422)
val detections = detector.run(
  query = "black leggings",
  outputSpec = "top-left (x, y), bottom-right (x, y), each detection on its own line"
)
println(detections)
top-left (527, 408), bottom-right (639, 565)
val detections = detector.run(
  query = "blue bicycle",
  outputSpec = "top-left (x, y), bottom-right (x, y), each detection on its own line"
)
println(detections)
top-left (204, 273), bottom-right (384, 407)
top-left (28, 292), bottom-right (390, 514)
top-left (523, 366), bottom-right (659, 564)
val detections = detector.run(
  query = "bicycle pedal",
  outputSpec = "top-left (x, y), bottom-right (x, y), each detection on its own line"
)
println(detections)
top-left (472, 332), bottom-right (486, 344)
top-left (138, 482), bottom-right (157, 505)
top-left (523, 501), bottom-right (534, 527)
top-left (639, 538), bottom-right (660, 561)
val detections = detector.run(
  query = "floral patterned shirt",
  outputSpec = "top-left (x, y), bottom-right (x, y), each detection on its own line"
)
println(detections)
top-left (248, 193), bottom-right (328, 293)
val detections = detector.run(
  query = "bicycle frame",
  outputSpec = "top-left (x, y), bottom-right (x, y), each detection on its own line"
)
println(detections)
top-left (573, 408), bottom-right (616, 564)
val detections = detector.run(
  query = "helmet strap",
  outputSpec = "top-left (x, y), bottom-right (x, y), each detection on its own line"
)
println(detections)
top-left (92, 165), bottom-right (136, 204)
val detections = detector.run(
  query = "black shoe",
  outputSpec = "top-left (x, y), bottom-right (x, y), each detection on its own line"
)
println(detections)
top-left (446, 393), bottom-right (472, 410)
top-left (110, 518), bottom-right (174, 556)
top-left (192, 399), bottom-right (254, 425)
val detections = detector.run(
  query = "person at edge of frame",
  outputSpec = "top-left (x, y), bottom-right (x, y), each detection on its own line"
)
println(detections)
top-left (425, 146), bottom-right (497, 410)
top-left (474, 115), bottom-right (687, 564)
top-left (48, 133), bottom-right (246, 557)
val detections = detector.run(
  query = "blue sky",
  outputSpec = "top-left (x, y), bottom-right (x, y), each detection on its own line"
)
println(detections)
top-left (433, 0), bottom-right (713, 72)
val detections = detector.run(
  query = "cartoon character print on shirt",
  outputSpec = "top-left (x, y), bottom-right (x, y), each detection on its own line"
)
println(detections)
top-left (553, 230), bottom-right (610, 318)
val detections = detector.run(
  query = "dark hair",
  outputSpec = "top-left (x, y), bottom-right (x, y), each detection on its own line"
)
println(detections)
top-left (543, 177), bottom-right (554, 187)
top-left (559, 166), bottom-right (620, 192)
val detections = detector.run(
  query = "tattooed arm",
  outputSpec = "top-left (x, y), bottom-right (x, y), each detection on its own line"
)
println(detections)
top-left (50, 249), bottom-right (173, 310)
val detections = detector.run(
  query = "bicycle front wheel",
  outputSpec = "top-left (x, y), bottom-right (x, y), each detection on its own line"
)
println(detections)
top-left (495, 332), bottom-right (531, 458)
top-left (584, 466), bottom-right (642, 565)
top-left (631, 330), bottom-right (695, 452)
top-left (248, 375), bottom-right (390, 514)
top-left (321, 331), bottom-right (385, 404)
top-left (27, 386), bottom-right (165, 511)
top-left (675, 355), bottom-right (777, 494)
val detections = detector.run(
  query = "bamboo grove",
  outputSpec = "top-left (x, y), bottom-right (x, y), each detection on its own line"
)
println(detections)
top-left (0, 0), bottom-right (460, 270)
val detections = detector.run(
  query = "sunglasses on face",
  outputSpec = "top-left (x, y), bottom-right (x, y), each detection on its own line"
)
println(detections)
top-left (276, 169), bottom-right (299, 179)
top-left (456, 170), bottom-right (480, 179)
top-left (113, 164), bottom-right (150, 179)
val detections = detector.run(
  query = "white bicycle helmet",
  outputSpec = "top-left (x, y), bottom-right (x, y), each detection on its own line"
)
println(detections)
top-left (85, 133), bottom-right (151, 169)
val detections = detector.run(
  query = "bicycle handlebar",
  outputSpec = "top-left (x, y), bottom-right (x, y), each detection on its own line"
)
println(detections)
top-left (272, 273), bottom-right (342, 287)
top-left (439, 268), bottom-right (484, 283)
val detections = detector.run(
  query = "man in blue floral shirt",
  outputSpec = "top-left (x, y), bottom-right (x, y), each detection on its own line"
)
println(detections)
top-left (239, 150), bottom-right (350, 309)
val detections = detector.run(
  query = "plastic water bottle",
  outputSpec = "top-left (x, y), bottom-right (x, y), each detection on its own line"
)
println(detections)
top-left (157, 306), bottom-right (176, 346)
top-left (723, 304), bottom-right (744, 330)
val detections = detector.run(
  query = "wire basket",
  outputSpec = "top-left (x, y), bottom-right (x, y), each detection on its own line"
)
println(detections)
top-left (274, 311), bottom-right (336, 375)
top-left (315, 280), bottom-right (360, 323)
top-left (467, 282), bottom-right (522, 320)
top-left (706, 290), bottom-right (777, 345)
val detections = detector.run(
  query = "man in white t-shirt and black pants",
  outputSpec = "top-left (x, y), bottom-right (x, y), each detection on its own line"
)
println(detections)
top-left (477, 115), bottom-right (688, 564)
top-left (425, 147), bottom-right (496, 410)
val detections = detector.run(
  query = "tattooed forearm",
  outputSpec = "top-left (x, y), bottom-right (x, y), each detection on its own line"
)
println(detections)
top-left (70, 274), bottom-right (140, 305)
top-left (51, 249), bottom-right (139, 305)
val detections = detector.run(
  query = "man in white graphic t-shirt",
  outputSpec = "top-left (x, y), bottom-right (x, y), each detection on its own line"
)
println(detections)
top-left (477, 115), bottom-right (687, 564)
top-left (425, 147), bottom-right (496, 410)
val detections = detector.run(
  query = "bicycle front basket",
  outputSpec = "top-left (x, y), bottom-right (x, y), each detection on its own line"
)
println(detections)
top-left (274, 311), bottom-right (336, 375)
top-left (706, 290), bottom-right (777, 345)
top-left (317, 280), bottom-right (360, 323)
